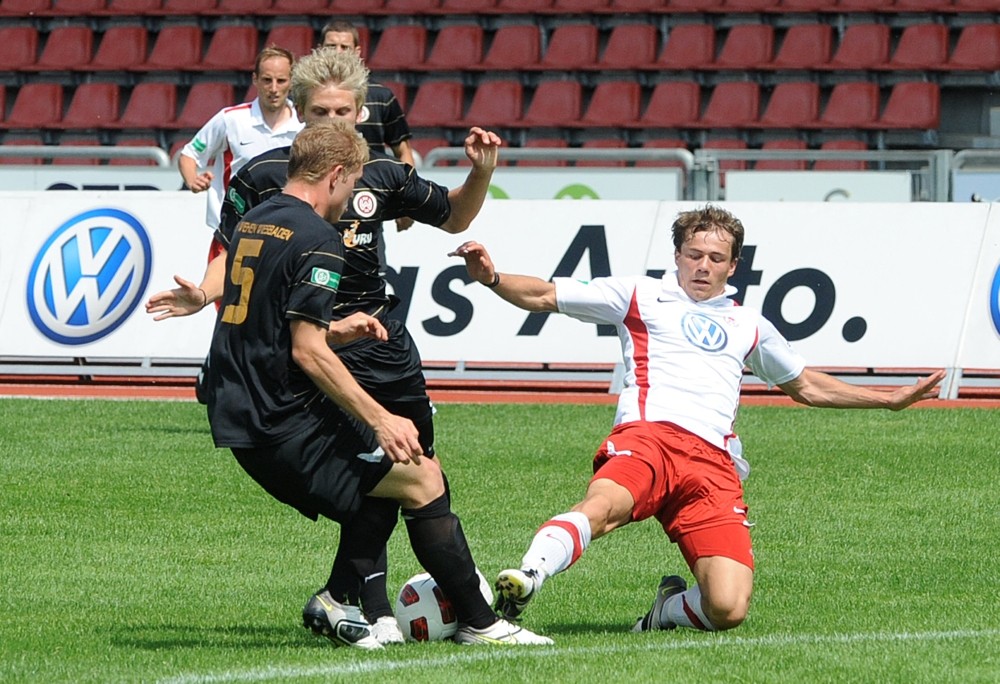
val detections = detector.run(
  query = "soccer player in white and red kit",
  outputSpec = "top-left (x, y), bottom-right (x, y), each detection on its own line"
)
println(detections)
top-left (450, 205), bottom-right (944, 634)
top-left (178, 47), bottom-right (304, 241)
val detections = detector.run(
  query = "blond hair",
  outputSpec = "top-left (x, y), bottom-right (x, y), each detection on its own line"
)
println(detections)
top-left (290, 47), bottom-right (368, 114)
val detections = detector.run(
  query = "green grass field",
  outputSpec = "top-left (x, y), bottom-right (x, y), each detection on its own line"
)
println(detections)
top-left (2, 398), bottom-right (998, 683)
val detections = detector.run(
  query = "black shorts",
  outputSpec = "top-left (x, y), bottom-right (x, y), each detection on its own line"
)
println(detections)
top-left (231, 411), bottom-right (392, 524)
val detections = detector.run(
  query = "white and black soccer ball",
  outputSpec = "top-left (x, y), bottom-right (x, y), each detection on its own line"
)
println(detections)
top-left (394, 570), bottom-right (494, 642)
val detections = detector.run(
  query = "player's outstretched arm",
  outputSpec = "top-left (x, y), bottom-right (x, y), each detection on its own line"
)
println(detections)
top-left (439, 127), bottom-right (501, 234)
top-left (449, 241), bottom-right (558, 313)
top-left (327, 312), bottom-right (388, 346)
top-left (778, 368), bottom-right (946, 410)
top-left (145, 253), bottom-right (226, 320)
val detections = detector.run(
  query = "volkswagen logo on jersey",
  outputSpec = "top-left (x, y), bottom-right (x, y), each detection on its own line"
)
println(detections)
top-left (26, 208), bottom-right (152, 346)
top-left (991, 261), bottom-right (1000, 337)
top-left (352, 190), bottom-right (378, 218)
top-left (681, 312), bottom-right (728, 352)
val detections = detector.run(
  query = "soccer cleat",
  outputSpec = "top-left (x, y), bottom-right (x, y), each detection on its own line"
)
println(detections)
top-left (632, 575), bottom-right (687, 632)
top-left (494, 568), bottom-right (539, 622)
top-left (453, 618), bottom-right (553, 646)
top-left (369, 615), bottom-right (405, 645)
top-left (302, 589), bottom-right (383, 650)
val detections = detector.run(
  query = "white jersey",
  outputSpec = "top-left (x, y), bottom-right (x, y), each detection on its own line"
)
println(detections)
top-left (180, 99), bottom-right (303, 229)
top-left (555, 274), bottom-right (805, 477)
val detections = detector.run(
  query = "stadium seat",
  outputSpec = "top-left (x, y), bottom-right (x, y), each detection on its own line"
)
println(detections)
top-left (197, 25), bottom-right (259, 71)
top-left (112, 82), bottom-right (178, 129)
top-left (52, 135), bottom-right (103, 165)
top-left (478, 24), bottom-right (541, 71)
top-left (463, 80), bottom-right (523, 128)
top-left (28, 26), bottom-right (94, 71)
top-left (952, 0), bottom-right (998, 9)
top-left (722, 0), bottom-right (780, 12)
top-left (635, 138), bottom-right (689, 168)
top-left (711, 24), bottom-right (774, 71)
top-left (814, 139), bottom-right (868, 170)
top-left (668, 0), bottom-right (723, 10)
top-left (521, 80), bottom-right (582, 127)
top-left (553, 0), bottom-right (612, 10)
top-left (701, 137), bottom-right (748, 179)
top-left (48, 0), bottom-right (107, 13)
top-left (169, 82), bottom-right (235, 129)
top-left (891, 0), bottom-right (953, 9)
top-left (776, 0), bottom-right (831, 9)
top-left (438, 0), bottom-right (495, 10)
top-left (98, 0), bottom-right (162, 12)
top-left (0, 0), bottom-right (51, 15)
top-left (406, 80), bottom-right (464, 128)
top-left (579, 81), bottom-right (641, 127)
top-left (3, 83), bottom-right (64, 129)
top-left (378, 78), bottom-right (408, 111)
top-left (768, 24), bottom-right (832, 70)
top-left (368, 25), bottom-right (427, 71)
top-left (330, 0), bottom-right (386, 12)
top-left (0, 135), bottom-right (45, 165)
top-left (495, 0), bottom-right (554, 10)
top-left (0, 87), bottom-right (5, 124)
top-left (878, 81), bottom-right (940, 129)
top-left (264, 0), bottom-right (327, 11)
top-left (882, 24), bottom-right (948, 70)
top-left (90, 26), bottom-right (148, 71)
top-left (945, 24), bottom-right (1000, 71)
top-left (206, 0), bottom-right (273, 12)
top-left (137, 24), bottom-right (203, 71)
top-left (422, 24), bottom-right (483, 70)
top-left (834, 0), bottom-right (893, 9)
top-left (578, 138), bottom-right (627, 168)
top-left (263, 25), bottom-right (315, 59)
top-left (754, 139), bottom-right (807, 170)
top-left (536, 24), bottom-right (598, 71)
top-left (654, 24), bottom-right (716, 70)
top-left (698, 81), bottom-right (760, 128)
top-left (590, 23), bottom-right (659, 70)
top-left (382, 0), bottom-right (441, 10)
top-left (107, 136), bottom-right (165, 166)
top-left (756, 81), bottom-right (820, 128)
top-left (62, 83), bottom-right (120, 129)
top-left (635, 80), bottom-right (702, 128)
top-left (607, 0), bottom-right (667, 8)
top-left (824, 24), bottom-right (890, 70)
top-left (410, 136), bottom-right (451, 166)
top-left (816, 82), bottom-right (880, 129)
top-left (0, 26), bottom-right (39, 70)
top-left (159, 0), bottom-right (217, 12)
top-left (519, 136), bottom-right (568, 167)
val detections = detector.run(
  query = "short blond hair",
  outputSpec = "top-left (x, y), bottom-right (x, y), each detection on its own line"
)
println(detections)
top-left (287, 120), bottom-right (369, 184)
top-left (290, 47), bottom-right (368, 115)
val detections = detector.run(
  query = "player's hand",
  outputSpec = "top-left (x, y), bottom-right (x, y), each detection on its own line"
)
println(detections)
top-left (188, 171), bottom-right (214, 193)
top-left (887, 369), bottom-right (946, 410)
top-left (395, 216), bottom-right (414, 232)
top-left (373, 414), bottom-right (424, 464)
top-left (463, 127), bottom-right (501, 172)
top-left (327, 312), bottom-right (388, 345)
top-left (145, 275), bottom-right (208, 320)
top-left (448, 241), bottom-right (496, 286)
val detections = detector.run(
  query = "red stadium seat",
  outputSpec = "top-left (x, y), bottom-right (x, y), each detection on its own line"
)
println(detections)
top-left (757, 81), bottom-right (820, 128)
top-left (755, 139), bottom-right (807, 170)
top-left (635, 138), bottom-right (689, 168)
top-left (29, 26), bottom-right (94, 71)
top-left (814, 139), bottom-right (868, 170)
top-left (108, 136), bottom-right (166, 166)
top-left (768, 24), bottom-right (832, 70)
top-left (816, 82), bottom-right (880, 129)
top-left (368, 25), bottom-right (427, 71)
top-left (882, 24), bottom-right (949, 70)
top-left (463, 80), bottom-right (523, 128)
top-left (382, 0), bottom-right (441, 10)
top-left (52, 135), bottom-right (103, 165)
top-left (520, 136), bottom-right (568, 167)
top-left (553, 0), bottom-right (612, 10)
top-left (579, 81), bottom-right (641, 127)
top-left (169, 82), bottom-right (235, 129)
top-left (495, 0), bottom-right (554, 9)
top-left (0, 26), bottom-right (39, 70)
top-left (892, 0), bottom-right (954, 9)
top-left (834, 0), bottom-right (892, 9)
top-left (90, 26), bottom-right (148, 71)
top-left (422, 24), bottom-right (483, 70)
top-left (3, 83), bottom-right (64, 129)
top-left (878, 81), bottom-right (940, 129)
top-left (0, 135), bottom-right (45, 165)
top-left (698, 81), bottom-right (760, 128)
top-left (521, 80), bottom-right (582, 127)
top-left (377, 78), bottom-right (409, 111)
top-left (668, 0), bottom-right (723, 10)
top-left (138, 24), bottom-right (203, 71)
top-left (438, 0), bottom-right (495, 10)
top-left (113, 82), bottom-right (178, 129)
top-left (711, 24), bottom-right (774, 71)
top-left (263, 0), bottom-right (328, 11)
top-left (578, 138), bottom-right (627, 167)
top-left (198, 25), bottom-right (259, 71)
top-left (635, 80), bottom-right (701, 128)
top-left (98, 0), bottom-right (162, 12)
top-left (654, 24), bottom-right (716, 70)
top-left (607, 0), bottom-right (666, 8)
top-left (207, 0), bottom-right (274, 12)
top-left (537, 24), bottom-right (598, 71)
top-left (263, 25), bottom-right (315, 59)
top-left (952, 0), bottom-right (998, 9)
top-left (48, 0), bottom-right (107, 13)
top-left (776, 0), bottom-right (832, 9)
top-left (591, 23), bottom-right (659, 70)
top-left (824, 24), bottom-right (889, 70)
top-left (945, 24), bottom-right (1000, 71)
top-left (701, 137), bottom-right (748, 179)
top-left (722, 0), bottom-right (780, 11)
top-left (62, 83), bottom-right (121, 129)
top-left (406, 80), bottom-right (464, 128)
top-left (159, 0), bottom-right (217, 12)
top-left (478, 24), bottom-right (541, 71)
top-left (0, 0), bottom-right (51, 15)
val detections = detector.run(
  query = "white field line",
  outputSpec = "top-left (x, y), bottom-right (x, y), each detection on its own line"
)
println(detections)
top-left (158, 628), bottom-right (1000, 684)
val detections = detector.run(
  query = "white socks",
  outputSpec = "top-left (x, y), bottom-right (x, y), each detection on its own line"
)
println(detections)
top-left (520, 511), bottom-right (592, 587)
top-left (662, 584), bottom-right (716, 631)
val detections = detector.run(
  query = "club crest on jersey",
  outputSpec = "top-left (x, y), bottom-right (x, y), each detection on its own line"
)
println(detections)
top-left (681, 312), bottom-right (728, 352)
top-left (352, 190), bottom-right (377, 218)
top-left (358, 105), bottom-right (371, 124)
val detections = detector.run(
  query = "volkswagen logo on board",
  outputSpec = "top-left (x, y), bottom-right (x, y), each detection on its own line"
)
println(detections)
top-left (26, 208), bottom-right (152, 345)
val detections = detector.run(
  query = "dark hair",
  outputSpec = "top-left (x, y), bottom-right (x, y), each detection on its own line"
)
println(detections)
top-left (319, 19), bottom-right (360, 47)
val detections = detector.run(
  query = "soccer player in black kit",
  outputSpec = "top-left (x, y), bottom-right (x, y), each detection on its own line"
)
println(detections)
top-left (146, 51), bottom-right (548, 647)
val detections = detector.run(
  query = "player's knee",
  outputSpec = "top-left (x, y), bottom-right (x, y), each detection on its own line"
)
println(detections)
top-left (704, 592), bottom-right (750, 631)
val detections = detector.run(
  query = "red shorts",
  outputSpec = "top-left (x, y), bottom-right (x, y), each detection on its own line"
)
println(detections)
top-left (591, 421), bottom-right (753, 570)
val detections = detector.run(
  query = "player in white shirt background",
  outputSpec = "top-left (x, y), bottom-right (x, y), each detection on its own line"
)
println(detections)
top-left (179, 46), bottom-right (305, 243)
top-left (449, 205), bottom-right (944, 636)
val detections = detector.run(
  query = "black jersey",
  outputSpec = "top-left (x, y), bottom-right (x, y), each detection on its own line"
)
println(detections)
top-left (219, 146), bottom-right (451, 319)
top-left (206, 193), bottom-right (346, 448)
top-left (357, 82), bottom-right (412, 151)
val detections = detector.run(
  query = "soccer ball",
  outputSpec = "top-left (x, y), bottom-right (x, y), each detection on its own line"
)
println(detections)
top-left (394, 570), bottom-right (494, 642)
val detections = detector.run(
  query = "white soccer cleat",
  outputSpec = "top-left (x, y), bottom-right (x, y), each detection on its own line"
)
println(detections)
top-left (370, 615), bottom-right (405, 645)
top-left (302, 589), bottom-right (383, 650)
top-left (494, 568), bottom-right (539, 621)
top-left (453, 618), bottom-right (553, 646)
